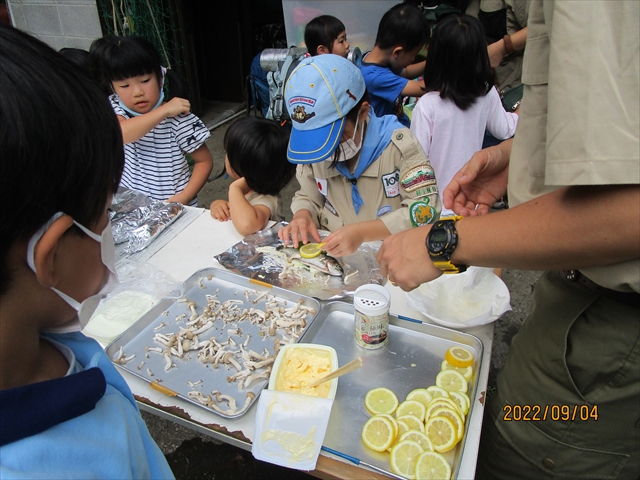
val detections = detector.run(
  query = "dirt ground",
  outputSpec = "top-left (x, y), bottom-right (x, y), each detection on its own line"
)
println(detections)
top-left (140, 115), bottom-right (542, 480)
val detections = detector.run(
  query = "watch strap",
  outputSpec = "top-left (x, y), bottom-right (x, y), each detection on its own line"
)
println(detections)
top-left (503, 35), bottom-right (515, 55)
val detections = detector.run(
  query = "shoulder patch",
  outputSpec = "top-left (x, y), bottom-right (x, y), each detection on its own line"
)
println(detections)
top-left (381, 169), bottom-right (400, 198)
top-left (315, 177), bottom-right (328, 197)
top-left (376, 205), bottom-right (392, 217)
top-left (409, 201), bottom-right (437, 227)
top-left (401, 165), bottom-right (436, 192)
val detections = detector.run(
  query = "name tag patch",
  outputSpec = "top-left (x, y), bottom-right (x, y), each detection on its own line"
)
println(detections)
top-left (414, 185), bottom-right (439, 197)
top-left (376, 205), bottom-right (392, 217)
top-left (401, 165), bottom-right (436, 192)
top-left (315, 177), bottom-right (328, 197)
top-left (410, 201), bottom-right (437, 227)
top-left (381, 169), bottom-right (400, 198)
top-left (324, 198), bottom-right (338, 216)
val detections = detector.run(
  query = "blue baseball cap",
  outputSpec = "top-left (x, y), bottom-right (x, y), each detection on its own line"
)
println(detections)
top-left (285, 55), bottom-right (366, 164)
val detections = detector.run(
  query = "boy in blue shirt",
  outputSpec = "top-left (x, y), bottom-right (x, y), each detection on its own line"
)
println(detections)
top-left (360, 3), bottom-right (430, 127)
top-left (0, 24), bottom-right (174, 479)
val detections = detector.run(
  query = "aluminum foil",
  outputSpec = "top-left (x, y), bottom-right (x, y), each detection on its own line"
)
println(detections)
top-left (215, 223), bottom-right (385, 301)
top-left (110, 188), bottom-right (184, 254)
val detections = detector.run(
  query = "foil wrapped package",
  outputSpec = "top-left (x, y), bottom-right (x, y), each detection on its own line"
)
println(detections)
top-left (215, 223), bottom-right (385, 301)
top-left (110, 188), bottom-right (184, 254)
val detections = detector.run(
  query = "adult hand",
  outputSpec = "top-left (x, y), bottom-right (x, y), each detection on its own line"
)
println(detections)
top-left (322, 224), bottom-right (364, 257)
top-left (277, 210), bottom-right (321, 247)
top-left (210, 200), bottom-right (231, 221)
top-left (488, 40), bottom-right (506, 69)
top-left (162, 97), bottom-right (191, 117)
top-left (443, 139), bottom-right (512, 216)
top-left (377, 225), bottom-right (442, 291)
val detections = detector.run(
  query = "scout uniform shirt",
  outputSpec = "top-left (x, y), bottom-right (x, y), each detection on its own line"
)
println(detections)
top-left (291, 127), bottom-right (441, 233)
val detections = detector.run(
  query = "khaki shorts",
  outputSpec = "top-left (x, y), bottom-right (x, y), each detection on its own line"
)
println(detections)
top-left (476, 272), bottom-right (640, 479)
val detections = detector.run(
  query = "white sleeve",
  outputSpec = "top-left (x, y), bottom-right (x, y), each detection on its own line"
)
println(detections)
top-left (409, 97), bottom-right (434, 157)
top-left (485, 87), bottom-right (519, 140)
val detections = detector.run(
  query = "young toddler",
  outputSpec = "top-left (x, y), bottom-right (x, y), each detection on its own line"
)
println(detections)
top-left (410, 14), bottom-right (518, 215)
top-left (0, 23), bottom-right (174, 479)
top-left (91, 35), bottom-right (213, 206)
top-left (210, 117), bottom-right (295, 235)
top-left (360, 3), bottom-right (430, 127)
top-left (304, 15), bottom-right (350, 58)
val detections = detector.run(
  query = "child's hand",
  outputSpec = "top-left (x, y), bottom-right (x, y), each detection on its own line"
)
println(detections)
top-left (278, 210), bottom-right (321, 247)
top-left (229, 177), bottom-right (251, 195)
top-left (167, 192), bottom-right (191, 205)
top-left (322, 224), bottom-right (364, 257)
top-left (163, 97), bottom-right (191, 117)
top-left (210, 200), bottom-right (231, 221)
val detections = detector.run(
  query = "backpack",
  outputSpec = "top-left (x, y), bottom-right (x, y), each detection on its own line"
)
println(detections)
top-left (264, 47), bottom-right (308, 125)
top-left (247, 52), bottom-right (270, 117)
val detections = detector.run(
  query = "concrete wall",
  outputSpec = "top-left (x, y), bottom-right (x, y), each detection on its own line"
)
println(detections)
top-left (7, 0), bottom-right (102, 50)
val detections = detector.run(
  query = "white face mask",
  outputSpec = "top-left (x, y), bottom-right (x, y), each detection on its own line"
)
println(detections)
top-left (27, 212), bottom-right (119, 332)
top-left (336, 113), bottom-right (365, 162)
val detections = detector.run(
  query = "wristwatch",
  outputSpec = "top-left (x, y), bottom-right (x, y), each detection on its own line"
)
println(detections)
top-left (426, 216), bottom-right (467, 274)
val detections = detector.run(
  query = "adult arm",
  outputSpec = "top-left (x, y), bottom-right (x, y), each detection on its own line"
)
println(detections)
top-left (167, 143), bottom-right (212, 205)
top-left (117, 97), bottom-right (191, 144)
top-left (488, 27), bottom-right (528, 69)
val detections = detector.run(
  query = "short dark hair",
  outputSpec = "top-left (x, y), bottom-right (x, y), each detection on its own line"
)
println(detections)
top-left (0, 24), bottom-right (124, 295)
top-left (224, 117), bottom-right (295, 196)
top-left (304, 15), bottom-right (346, 56)
top-left (423, 14), bottom-right (494, 110)
top-left (375, 3), bottom-right (430, 51)
top-left (90, 35), bottom-right (162, 87)
top-left (59, 47), bottom-right (91, 78)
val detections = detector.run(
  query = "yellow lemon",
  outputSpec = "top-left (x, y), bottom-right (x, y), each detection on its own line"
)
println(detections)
top-left (378, 413), bottom-right (399, 440)
top-left (400, 430), bottom-right (434, 452)
top-left (365, 387), bottom-right (399, 415)
top-left (444, 346), bottom-right (474, 368)
top-left (436, 369), bottom-right (468, 393)
top-left (299, 242), bottom-right (325, 258)
top-left (395, 400), bottom-right (426, 422)
top-left (390, 440), bottom-right (424, 479)
top-left (361, 415), bottom-right (396, 452)
top-left (406, 388), bottom-right (433, 408)
top-left (425, 416), bottom-right (458, 453)
top-left (430, 407), bottom-right (464, 442)
top-left (415, 451), bottom-right (452, 480)
top-left (449, 391), bottom-right (470, 416)
top-left (426, 399), bottom-right (464, 421)
top-left (396, 415), bottom-right (425, 433)
top-left (397, 419), bottom-right (411, 437)
top-left (426, 385), bottom-right (450, 400)
top-left (440, 359), bottom-right (473, 381)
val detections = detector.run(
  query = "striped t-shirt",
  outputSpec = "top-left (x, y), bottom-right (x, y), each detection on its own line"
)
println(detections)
top-left (110, 95), bottom-right (210, 206)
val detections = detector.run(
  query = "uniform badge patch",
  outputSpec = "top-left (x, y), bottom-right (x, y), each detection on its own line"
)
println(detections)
top-left (324, 197), bottom-right (338, 216)
top-left (414, 185), bottom-right (439, 198)
top-left (376, 205), bottom-right (392, 217)
top-left (315, 177), bottom-right (328, 197)
top-left (409, 201), bottom-right (437, 227)
top-left (381, 169), bottom-right (400, 198)
top-left (401, 165), bottom-right (436, 192)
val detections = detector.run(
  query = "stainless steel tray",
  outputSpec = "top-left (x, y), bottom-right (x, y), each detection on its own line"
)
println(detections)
top-left (299, 302), bottom-right (483, 479)
top-left (105, 267), bottom-right (321, 419)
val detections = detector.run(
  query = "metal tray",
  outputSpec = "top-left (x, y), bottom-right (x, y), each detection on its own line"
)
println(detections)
top-left (298, 302), bottom-right (483, 479)
top-left (105, 267), bottom-right (321, 419)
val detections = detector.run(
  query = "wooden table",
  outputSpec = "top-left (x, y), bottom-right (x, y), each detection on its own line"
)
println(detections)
top-left (117, 210), bottom-right (493, 479)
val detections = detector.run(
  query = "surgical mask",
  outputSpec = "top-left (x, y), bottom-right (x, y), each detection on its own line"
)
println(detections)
top-left (27, 212), bottom-right (119, 333)
top-left (336, 113), bottom-right (365, 162)
top-left (117, 66), bottom-right (166, 117)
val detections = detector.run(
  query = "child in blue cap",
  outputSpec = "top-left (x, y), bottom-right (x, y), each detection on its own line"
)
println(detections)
top-left (278, 54), bottom-right (441, 257)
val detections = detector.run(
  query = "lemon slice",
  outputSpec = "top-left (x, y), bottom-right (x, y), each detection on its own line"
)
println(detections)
top-left (406, 388), bottom-right (433, 408)
top-left (436, 370), bottom-right (468, 393)
top-left (396, 414), bottom-right (425, 433)
top-left (431, 407), bottom-right (464, 442)
top-left (378, 413), bottom-right (399, 440)
top-left (361, 415), bottom-right (396, 452)
top-left (397, 419), bottom-right (411, 437)
top-left (365, 387), bottom-right (399, 415)
top-left (449, 391), bottom-right (470, 416)
top-left (425, 416), bottom-right (458, 453)
top-left (444, 346), bottom-right (474, 368)
top-left (395, 400), bottom-right (426, 422)
top-left (299, 242), bottom-right (325, 258)
top-left (441, 359), bottom-right (473, 381)
top-left (426, 385), bottom-right (450, 400)
top-left (390, 440), bottom-right (424, 479)
top-left (400, 430), bottom-right (434, 452)
top-left (426, 399), bottom-right (464, 421)
top-left (415, 451), bottom-right (452, 480)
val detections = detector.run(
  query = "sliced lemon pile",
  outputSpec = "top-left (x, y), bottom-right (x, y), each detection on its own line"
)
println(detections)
top-left (390, 440), bottom-right (424, 479)
top-left (299, 242), bottom-right (325, 258)
top-left (449, 391), bottom-right (470, 416)
top-left (430, 407), bottom-right (465, 442)
top-left (395, 400), bottom-right (426, 422)
top-left (425, 416), bottom-right (458, 453)
top-left (444, 346), bottom-right (474, 368)
top-left (426, 385), bottom-right (450, 400)
top-left (397, 414), bottom-right (424, 433)
top-left (362, 415), bottom-right (396, 452)
top-left (399, 430), bottom-right (433, 452)
top-left (406, 388), bottom-right (432, 408)
top-left (415, 451), bottom-right (452, 480)
top-left (365, 387), bottom-right (399, 416)
top-left (436, 369), bottom-right (468, 393)
top-left (441, 359), bottom-right (473, 381)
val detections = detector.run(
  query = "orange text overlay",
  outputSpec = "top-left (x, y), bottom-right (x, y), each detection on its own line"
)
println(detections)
top-left (503, 404), bottom-right (599, 422)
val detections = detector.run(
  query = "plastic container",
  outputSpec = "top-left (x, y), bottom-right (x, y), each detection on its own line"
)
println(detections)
top-left (269, 343), bottom-right (339, 400)
top-left (353, 284), bottom-right (391, 349)
top-left (282, 1), bottom-right (399, 52)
